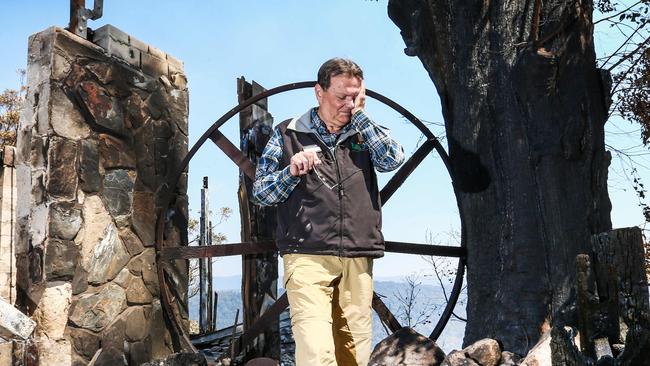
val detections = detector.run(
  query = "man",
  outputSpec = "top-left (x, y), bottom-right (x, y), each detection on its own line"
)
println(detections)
top-left (252, 58), bottom-right (404, 366)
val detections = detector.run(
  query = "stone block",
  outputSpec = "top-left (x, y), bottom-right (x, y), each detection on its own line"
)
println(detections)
top-left (101, 169), bottom-right (135, 218)
top-left (49, 88), bottom-right (91, 140)
top-left (69, 283), bottom-right (126, 332)
top-left (98, 134), bottom-right (136, 169)
top-left (499, 351), bottom-right (521, 366)
top-left (71, 265), bottom-right (88, 295)
top-left (44, 239), bottom-right (79, 281)
top-left (79, 140), bottom-right (100, 193)
top-left (93, 25), bottom-right (129, 47)
top-left (46, 137), bottom-right (78, 199)
top-left (0, 297), bottom-right (36, 340)
top-left (124, 92), bottom-right (151, 130)
top-left (369, 327), bottom-right (446, 366)
top-left (141, 52), bottom-right (168, 77)
top-left (86, 223), bottom-right (130, 285)
top-left (129, 35), bottom-right (149, 54)
top-left (0, 340), bottom-right (12, 366)
top-left (49, 201), bottom-right (82, 240)
top-left (119, 229), bottom-right (144, 257)
top-left (126, 276), bottom-right (153, 305)
top-left (77, 81), bottom-right (126, 136)
top-left (132, 191), bottom-right (155, 246)
top-left (70, 326), bottom-right (100, 359)
top-left (51, 51), bottom-right (71, 81)
top-left (148, 45), bottom-right (166, 60)
top-left (79, 195), bottom-right (112, 268)
top-left (32, 282), bottom-right (71, 340)
top-left (171, 73), bottom-right (187, 91)
top-left (166, 53), bottom-right (184, 74)
top-left (86, 61), bottom-right (115, 85)
top-left (127, 339), bottom-right (152, 366)
top-left (93, 346), bottom-right (125, 366)
top-left (113, 267), bottom-right (134, 289)
top-left (37, 338), bottom-right (72, 366)
top-left (125, 307), bottom-right (149, 341)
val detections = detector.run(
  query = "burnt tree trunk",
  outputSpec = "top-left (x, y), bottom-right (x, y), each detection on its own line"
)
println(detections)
top-left (388, 0), bottom-right (612, 354)
top-left (238, 77), bottom-right (280, 362)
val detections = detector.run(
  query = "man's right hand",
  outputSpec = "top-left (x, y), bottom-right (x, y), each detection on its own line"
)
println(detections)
top-left (290, 151), bottom-right (322, 176)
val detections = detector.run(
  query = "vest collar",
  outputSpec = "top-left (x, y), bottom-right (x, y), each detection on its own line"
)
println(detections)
top-left (287, 108), bottom-right (359, 143)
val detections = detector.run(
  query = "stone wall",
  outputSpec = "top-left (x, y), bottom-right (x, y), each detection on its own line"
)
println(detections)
top-left (0, 147), bottom-right (17, 304)
top-left (14, 26), bottom-right (189, 365)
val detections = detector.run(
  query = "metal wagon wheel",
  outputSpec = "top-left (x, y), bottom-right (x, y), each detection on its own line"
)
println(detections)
top-left (155, 81), bottom-right (467, 353)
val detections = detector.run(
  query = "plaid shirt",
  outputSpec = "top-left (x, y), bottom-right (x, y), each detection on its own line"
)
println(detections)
top-left (252, 108), bottom-right (405, 206)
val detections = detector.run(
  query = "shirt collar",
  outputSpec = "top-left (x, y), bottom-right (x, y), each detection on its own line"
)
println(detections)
top-left (311, 107), bottom-right (352, 136)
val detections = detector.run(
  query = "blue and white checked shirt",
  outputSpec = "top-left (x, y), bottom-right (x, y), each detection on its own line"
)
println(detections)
top-left (252, 108), bottom-right (405, 206)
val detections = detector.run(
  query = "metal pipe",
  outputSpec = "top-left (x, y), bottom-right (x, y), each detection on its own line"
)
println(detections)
top-left (199, 177), bottom-right (210, 333)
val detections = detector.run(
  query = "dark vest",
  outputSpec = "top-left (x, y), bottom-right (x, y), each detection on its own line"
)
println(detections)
top-left (275, 111), bottom-right (384, 258)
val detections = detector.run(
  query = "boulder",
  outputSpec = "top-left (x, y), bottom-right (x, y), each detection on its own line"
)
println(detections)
top-left (441, 350), bottom-right (479, 366)
top-left (463, 338), bottom-right (501, 366)
top-left (69, 283), bottom-right (126, 332)
top-left (369, 327), bottom-right (446, 366)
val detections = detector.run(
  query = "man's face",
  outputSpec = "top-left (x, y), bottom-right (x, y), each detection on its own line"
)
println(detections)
top-left (315, 74), bottom-right (362, 132)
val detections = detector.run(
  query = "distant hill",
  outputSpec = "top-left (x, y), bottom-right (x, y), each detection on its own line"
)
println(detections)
top-left (189, 276), bottom-right (466, 352)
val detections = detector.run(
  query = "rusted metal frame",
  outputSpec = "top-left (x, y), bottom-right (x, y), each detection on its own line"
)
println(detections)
top-left (159, 241), bottom-right (277, 260)
top-left (208, 130), bottom-right (256, 180)
top-left (69, 0), bottom-right (103, 38)
top-left (156, 80), bottom-right (466, 352)
top-left (160, 240), bottom-right (464, 260)
top-left (372, 293), bottom-right (403, 333)
top-left (380, 139), bottom-right (436, 204)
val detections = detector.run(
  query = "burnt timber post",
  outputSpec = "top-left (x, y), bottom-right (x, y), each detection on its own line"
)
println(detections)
top-left (237, 77), bottom-right (280, 361)
top-left (199, 177), bottom-right (214, 333)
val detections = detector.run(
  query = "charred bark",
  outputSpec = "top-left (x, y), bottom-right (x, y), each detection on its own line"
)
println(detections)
top-left (389, 0), bottom-right (612, 354)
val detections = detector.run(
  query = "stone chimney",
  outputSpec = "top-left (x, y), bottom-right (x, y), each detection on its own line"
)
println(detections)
top-left (14, 25), bottom-right (189, 365)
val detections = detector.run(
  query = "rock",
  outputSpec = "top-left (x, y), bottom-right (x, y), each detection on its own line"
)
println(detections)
top-left (49, 88), bottom-right (91, 139)
top-left (127, 339), bottom-right (152, 366)
top-left (499, 351), bottom-right (521, 366)
top-left (520, 330), bottom-right (551, 366)
top-left (125, 307), bottom-right (149, 341)
top-left (44, 238), bottom-right (79, 281)
top-left (119, 228), bottom-right (144, 256)
top-left (69, 283), bottom-right (126, 332)
top-left (126, 276), bottom-right (153, 304)
top-left (37, 338), bottom-right (72, 366)
top-left (132, 191), bottom-right (156, 246)
top-left (125, 92), bottom-right (151, 130)
top-left (79, 195), bottom-right (112, 269)
top-left (94, 346), bottom-right (127, 366)
top-left (46, 137), bottom-right (78, 199)
top-left (463, 338), bottom-right (501, 366)
top-left (29, 245), bottom-right (44, 283)
top-left (101, 169), bottom-right (135, 218)
top-left (71, 265), bottom-right (89, 295)
top-left (79, 140), bottom-right (101, 193)
top-left (98, 134), bottom-right (136, 169)
top-left (150, 299), bottom-right (173, 358)
top-left (369, 327), bottom-right (446, 366)
top-left (77, 81), bottom-right (125, 136)
top-left (49, 201), bottom-right (83, 240)
top-left (86, 222), bottom-right (130, 285)
top-left (0, 296), bottom-right (36, 340)
top-left (441, 350), bottom-right (479, 366)
top-left (70, 327), bottom-right (100, 359)
top-left (134, 122), bottom-right (155, 189)
top-left (140, 353), bottom-right (207, 366)
top-left (113, 267), bottom-right (134, 288)
top-left (32, 282), bottom-right (71, 340)
top-left (101, 317), bottom-right (125, 349)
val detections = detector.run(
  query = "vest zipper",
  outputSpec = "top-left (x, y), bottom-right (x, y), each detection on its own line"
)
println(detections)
top-left (333, 143), bottom-right (344, 257)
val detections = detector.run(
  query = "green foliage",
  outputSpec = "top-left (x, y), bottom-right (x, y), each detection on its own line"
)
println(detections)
top-left (0, 69), bottom-right (25, 148)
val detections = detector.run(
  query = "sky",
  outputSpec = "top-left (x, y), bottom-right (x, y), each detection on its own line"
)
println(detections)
top-left (0, 0), bottom-right (646, 282)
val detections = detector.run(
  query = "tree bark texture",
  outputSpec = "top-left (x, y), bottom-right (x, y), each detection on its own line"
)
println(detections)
top-left (389, 0), bottom-right (612, 354)
top-left (238, 78), bottom-right (280, 362)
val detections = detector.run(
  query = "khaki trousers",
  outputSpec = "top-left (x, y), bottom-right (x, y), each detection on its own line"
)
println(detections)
top-left (283, 254), bottom-right (374, 366)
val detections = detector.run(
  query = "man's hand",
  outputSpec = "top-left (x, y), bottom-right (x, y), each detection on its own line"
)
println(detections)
top-left (289, 151), bottom-right (322, 177)
top-left (352, 80), bottom-right (366, 115)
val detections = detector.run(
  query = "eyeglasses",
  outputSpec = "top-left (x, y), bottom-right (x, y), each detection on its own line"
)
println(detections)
top-left (312, 165), bottom-right (339, 190)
